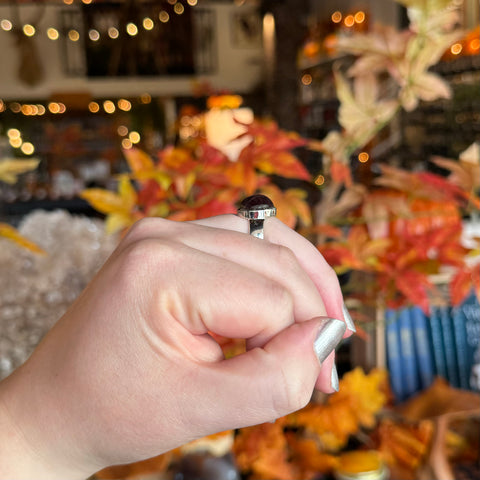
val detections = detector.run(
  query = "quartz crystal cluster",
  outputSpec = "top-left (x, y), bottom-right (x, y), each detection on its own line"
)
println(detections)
top-left (0, 210), bottom-right (117, 380)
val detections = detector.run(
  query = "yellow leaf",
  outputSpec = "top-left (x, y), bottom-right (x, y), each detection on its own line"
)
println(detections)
top-left (0, 222), bottom-right (45, 254)
top-left (80, 188), bottom-right (133, 215)
top-left (105, 213), bottom-right (134, 234)
top-left (0, 158), bottom-right (40, 184)
top-left (118, 175), bottom-right (137, 207)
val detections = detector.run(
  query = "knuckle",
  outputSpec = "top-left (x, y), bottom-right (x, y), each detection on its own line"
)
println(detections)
top-left (268, 280), bottom-right (294, 317)
top-left (120, 237), bottom-right (179, 276)
top-left (272, 244), bottom-right (300, 272)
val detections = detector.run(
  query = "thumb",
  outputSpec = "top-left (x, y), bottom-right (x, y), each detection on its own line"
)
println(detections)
top-left (188, 317), bottom-right (346, 434)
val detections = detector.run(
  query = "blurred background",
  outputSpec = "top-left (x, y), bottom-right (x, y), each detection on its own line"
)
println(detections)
top-left (1, 2), bottom-right (480, 479)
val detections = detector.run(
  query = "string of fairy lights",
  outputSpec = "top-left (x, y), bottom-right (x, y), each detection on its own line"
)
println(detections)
top-left (0, 0), bottom-right (198, 42)
top-left (0, 1), bottom-right (202, 154)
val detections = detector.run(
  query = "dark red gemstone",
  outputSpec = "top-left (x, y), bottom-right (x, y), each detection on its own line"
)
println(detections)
top-left (239, 194), bottom-right (274, 211)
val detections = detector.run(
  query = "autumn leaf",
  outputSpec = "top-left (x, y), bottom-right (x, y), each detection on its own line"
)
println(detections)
top-left (0, 222), bottom-right (45, 254)
top-left (449, 267), bottom-right (479, 306)
top-left (260, 184), bottom-right (312, 228)
top-left (81, 176), bottom-right (138, 233)
top-left (335, 70), bottom-right (399, 147)
top-left (122, 147), bottom-right (155, 174)
top-left (0, 158), bottom-right (40, 184)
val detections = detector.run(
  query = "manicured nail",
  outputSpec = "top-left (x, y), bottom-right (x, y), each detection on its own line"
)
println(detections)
top-left (331, 364), bottom-right (339, 392)
top-left (342, 303), bottom-right (356, 333)
top-left (313, 318), bottom-right (346, 364)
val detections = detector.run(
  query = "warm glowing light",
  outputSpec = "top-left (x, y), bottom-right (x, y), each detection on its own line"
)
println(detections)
top-left (10, 102), bottom-right (22, 113)
top-left (23, 24), bottom-right (36, 36)
top-left (58, 103), bottom-right (66, 114)
top-left (159, 11), bottom-right (170, 23)
top-left (21, 104), bottom-right (34, 115)
top-left (21, 142), bottom-right (35, 155)
top-left (37, 104), bottom-right (46, 115)
top-left (168, 0), bottom-right (177, 4)
top-left (1, 19), bottom-right (12, 31)
top-left (63, 0), bottom-right (74, 5)
top-left (331, 11), bottom-right (342, 23)
top-left (126, 23), bottom-right (138, 36)
top-left (103, 100), bottom-right (116, 114)
top-left (89, 29), bottom-right (100, 41)
top-left (108, 27), bottom-right (119, 39)
top-left (344, 15), bottom-right (355, 27)
top-left (314, 175), bottom-right (325, 186)
top-left (143, 17), bottom-right (154, 30)
top-left (187, 0), bottom-right (198, 5)
top-left (301, 73), bottom-right (313, 86)
top-left (47, 28), bottom-right (59, 40)
top-left (140, 93), bottom-right (152, 104)
top-left (174, 3), bottom-right (185, 14)
top-left (450, 43), bottom-right (462, 55)
top-left (121, 138), bottom-right (133, 149)
top-left (117, 125), bottom-right (129, 136)
top-left (88, 101), bottom-right (100, 113)
top-left (469, 38), bottom-right (480, 51)
top-left (68, 29), bottom-right (80, 41)
top-left (82, 0), bottom-right (93, 4)
top-left (117, 99), bottom-right (132, 111)
top-left (48, 102), bottom-right (61, 114)
top-left (7, 128), bottom-right (21, 139)
top-left (0, 100), bottom-right (5, 112)
top-left (358, 152), bottom-right (370, 163)
top-left (129, 131), bottom-right (141, 144)
top-left (354, 11), bottom-right (365, 23)
top-left (9, 137), bottom-right (22, 148)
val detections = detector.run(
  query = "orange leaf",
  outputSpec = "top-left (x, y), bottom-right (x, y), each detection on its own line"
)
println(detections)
top-left (330, 161), bottom-right (353, 186)
top-left (123, 147), bottom-right (155, 173)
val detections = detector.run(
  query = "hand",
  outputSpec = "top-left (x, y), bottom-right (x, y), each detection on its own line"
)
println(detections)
top-left (0, 215), bottom-right (353, 479)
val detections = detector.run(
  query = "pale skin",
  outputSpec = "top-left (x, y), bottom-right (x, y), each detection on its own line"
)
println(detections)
top-left (0, 214), bottom-right (353, 479)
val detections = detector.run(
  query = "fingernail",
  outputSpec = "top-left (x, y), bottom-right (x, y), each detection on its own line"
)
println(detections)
top-left (342, 303), bottom-right (356, 333)
top-left (313, 318), bottom-right (346, 364)
top-left (331, 364), bottom-right (339, 392)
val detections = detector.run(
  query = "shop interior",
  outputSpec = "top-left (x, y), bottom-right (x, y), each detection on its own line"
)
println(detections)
top-left (1, 1), bottom-right (479, 479)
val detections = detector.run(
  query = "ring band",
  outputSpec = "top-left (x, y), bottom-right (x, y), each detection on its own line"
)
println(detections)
top-left (237, 194), bottom-right (276, 239)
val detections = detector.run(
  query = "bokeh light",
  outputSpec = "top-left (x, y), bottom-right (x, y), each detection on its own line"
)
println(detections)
top-left (301, 73), bottom-right (313, 86)
top-left (331, 11), bottom-right (342, 23)
top-left (450, 43), bottom-right (462, 55)
top-left (88, 101), bottom-right (100, 113)
top-left (21, 142), bottom-right (35, 155)
top-left (344, 15), bottom-right (355, 27)
top-left (117, 99), bottom-right (132, 111)
top-left (23, 24), bottom-right (36, 37)
top-left (1, 19), bottom-right (13, 31)
top-left (174, 3), bottom-right (185, 14)
top-left (129, 131), bottom-right (141, 144)
top-left (117, 125), bottom-right (129, 136)
top-left (358, 152), bottom-right (370, 163)
top-left (143, 17), bottom-right (154, 30)
top-left (68, 29), bottom-right (80, 41)
top-left (126, 23), bottom-right (138, 36)
top-left (159, 11), bottom-right (170, 23)
top-left (108, 27), bottom-right (119, 39)
top-left (121, 138), bottom-right (133, 149)
top-left (103, 100), bottom-right (116, 114)
top-left (47, 28), bottom-right (59, 40)
top-left (89, 29), bottom-right (100, 41)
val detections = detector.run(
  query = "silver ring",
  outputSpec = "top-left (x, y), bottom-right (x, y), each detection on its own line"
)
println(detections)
top-left (237, 194), bottom-right (276, 239)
